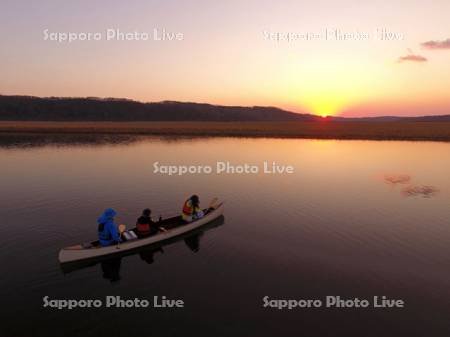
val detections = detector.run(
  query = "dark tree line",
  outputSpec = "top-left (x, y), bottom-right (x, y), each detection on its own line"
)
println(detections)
top-left (0, 95), bottom-right (318, 121)
top-left (1, 95), bottom-right (448, 122)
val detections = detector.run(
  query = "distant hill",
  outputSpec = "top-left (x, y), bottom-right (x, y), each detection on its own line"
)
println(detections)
top-left (333, 115), bottom-right (450, 122)
top-left (0, 95), bottom-right (320, 122)
top-left (403, 115), bottom-right (450, 122)
top-left (0, 95), bottom-right (449, 122)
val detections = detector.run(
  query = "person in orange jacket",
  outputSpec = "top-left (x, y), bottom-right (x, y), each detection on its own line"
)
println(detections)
top-left (181, 195), bottom-right (204, 222)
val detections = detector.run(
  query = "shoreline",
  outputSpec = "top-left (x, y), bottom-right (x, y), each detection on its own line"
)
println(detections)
top-left (0, 121), bottom-right (449, 141)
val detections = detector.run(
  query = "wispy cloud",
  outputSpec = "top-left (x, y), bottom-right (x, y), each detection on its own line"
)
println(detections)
top-left (402, 185), bottom-right (439, 198)
top-left (397, 54), bottom-right (428, 63)
top-left (421, 38), bottom-right (450, 50)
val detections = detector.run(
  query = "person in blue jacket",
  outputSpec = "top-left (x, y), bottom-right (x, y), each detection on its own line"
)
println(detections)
top-left (97, 208), bottom-right (121, 246)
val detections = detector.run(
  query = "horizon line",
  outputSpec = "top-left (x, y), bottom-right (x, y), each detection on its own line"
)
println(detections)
top-left (1, 93), bottom-right (450, 119)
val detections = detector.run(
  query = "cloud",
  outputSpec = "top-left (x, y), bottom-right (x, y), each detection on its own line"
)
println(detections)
top-left (421, 38), bottom-right (450, 50)
top-left (384, 174), bottom-right (411, 185)
top-left (402, 185), bottom-right (439, 198)
top-left (397, 54), bottom-right (427, 63)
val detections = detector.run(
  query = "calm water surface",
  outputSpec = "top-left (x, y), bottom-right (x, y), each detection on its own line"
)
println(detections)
top-left (1, 135), bottom-right (449, 337)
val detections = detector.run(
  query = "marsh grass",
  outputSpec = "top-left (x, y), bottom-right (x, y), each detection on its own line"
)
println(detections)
top-left (0, 121), bottom-right (449, 141)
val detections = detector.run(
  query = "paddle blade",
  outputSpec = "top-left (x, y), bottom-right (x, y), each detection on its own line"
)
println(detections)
top-left (118, 224), bottom-right (126, 233)
top-left (209, 197), bottom-right (219, 209)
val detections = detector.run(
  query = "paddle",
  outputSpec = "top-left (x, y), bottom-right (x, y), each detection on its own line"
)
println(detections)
top-left (116, 224), bottom-right (126, 249)
top-left (209, 197), bottom-right (219, 210)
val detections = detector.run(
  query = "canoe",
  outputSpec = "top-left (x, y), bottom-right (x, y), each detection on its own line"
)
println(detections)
top-left (58, 202), bottom-right (224, 264)
top-left (60, 215), bottom-right (225, 274)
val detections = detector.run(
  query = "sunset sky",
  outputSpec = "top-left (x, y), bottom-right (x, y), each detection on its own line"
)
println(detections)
top-left (1, 0), bottom-right (450, 117)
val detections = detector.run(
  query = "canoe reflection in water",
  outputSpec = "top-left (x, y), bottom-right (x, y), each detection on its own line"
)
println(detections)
top-left (101, 258), bottom-right (122, 282)
top-left (137, 233), bottom-right (199, 265)
top-left (61, 215), bottom-right (224, 279)
top-left (139, 247), bottom-right (164, 265)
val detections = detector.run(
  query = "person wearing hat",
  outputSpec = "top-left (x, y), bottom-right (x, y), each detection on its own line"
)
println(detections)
top-left (97, 208), bottom-right (121, 246)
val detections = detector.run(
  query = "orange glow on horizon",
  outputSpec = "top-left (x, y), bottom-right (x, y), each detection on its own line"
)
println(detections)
top-left (1, 1), bottom-right (450, 118)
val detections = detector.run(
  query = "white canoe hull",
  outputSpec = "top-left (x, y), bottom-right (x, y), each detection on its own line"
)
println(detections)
top-left (59, 203), bottom-right (224, 264)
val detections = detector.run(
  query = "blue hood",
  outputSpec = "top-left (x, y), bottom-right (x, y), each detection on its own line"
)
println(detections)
top-left (97, 208), bottom-right (117, 224)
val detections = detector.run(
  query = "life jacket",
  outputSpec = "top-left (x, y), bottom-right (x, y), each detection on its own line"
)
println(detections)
top-left (182, 199), bottom-right (201, 222)
top-left (136, 216), bottom-right (151, 236)
top-left (182, 199), bottom-right (195, 216)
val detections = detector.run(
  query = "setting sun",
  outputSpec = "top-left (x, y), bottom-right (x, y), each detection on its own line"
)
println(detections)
top-left (1, 1), bottom-right (450, 336)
